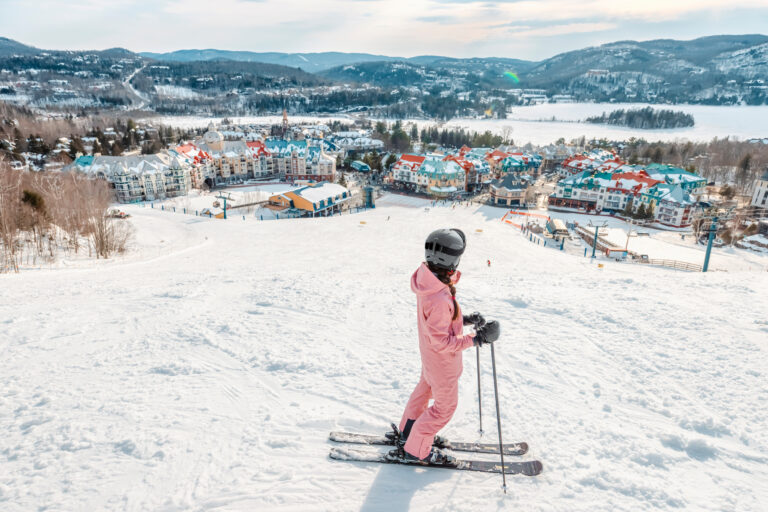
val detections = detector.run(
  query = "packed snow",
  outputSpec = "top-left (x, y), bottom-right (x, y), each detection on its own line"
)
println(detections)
top-left (1, 195), bottom-right (767, 511)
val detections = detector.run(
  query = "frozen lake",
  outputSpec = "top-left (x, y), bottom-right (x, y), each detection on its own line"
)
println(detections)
top-left (411, 103), bottom-right (768, 146)
top-left (147, 103), bottom-right (768, 146)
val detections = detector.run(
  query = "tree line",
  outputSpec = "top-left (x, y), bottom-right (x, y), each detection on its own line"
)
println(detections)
top-left (0, 164), bottom-right (132, 272)
top-left (586, 107), bottom-right (695, 129)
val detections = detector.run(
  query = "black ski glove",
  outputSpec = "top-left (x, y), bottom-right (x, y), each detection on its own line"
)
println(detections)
top-left (463, 311), bottom-right (485, 327)
top-left (473, 320), bottom-right (500, 346)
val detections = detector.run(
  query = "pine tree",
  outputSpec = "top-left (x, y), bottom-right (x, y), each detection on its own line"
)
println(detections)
top-left (636, 203), bottom-right (647, 219)
top-left (645, 203), bottom-right (655, 220)
top-left (623, 196), bottom-right (634, 217)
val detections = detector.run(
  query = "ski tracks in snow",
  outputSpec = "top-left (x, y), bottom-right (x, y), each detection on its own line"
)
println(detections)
top-left (1, 202), bottom-right (767, 510)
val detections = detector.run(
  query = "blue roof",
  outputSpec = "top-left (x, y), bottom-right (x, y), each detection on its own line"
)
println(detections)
top-left (351, 161), bottom-right (371, 171)
top-left (75, 155), bottom-right (94, 167)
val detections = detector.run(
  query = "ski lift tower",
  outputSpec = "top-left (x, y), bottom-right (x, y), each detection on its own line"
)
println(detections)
top-left (587, 220), bottom-right (609, 258)
top-left (696, 206), bottom-right (734, 272)
top-left (215, 192), bottom-right (233, 220)
top-left (624, 218), bottom-right (638, 251)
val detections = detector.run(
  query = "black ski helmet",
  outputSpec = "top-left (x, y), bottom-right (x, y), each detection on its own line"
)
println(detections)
top-left (425, 228), bottom-right (466, 271)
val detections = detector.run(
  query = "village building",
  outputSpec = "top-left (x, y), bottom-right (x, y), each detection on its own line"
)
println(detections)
top-left (489, 174), bottom-right (531, 207)
top-left (67, 153), bottom-right (192, 203)
top-left (264, 139), bottom-right (336, 183)
top-left (549, 167), bottom-right (700, 228)
top-left (391, 154), bottom-right (427, 191)
top-left (420, 159), bottom-right (466, 197)
top-left (641, 183), bottom-right (697, 227)
top-left (644, 164), bottom-right (707, 194)
top-left (390, 154), bottom-right (465, 196)
top-left (268, 182), bottom-right (350, 217)
top-left (751, 169), bottom-right (768, 211)
top-left (194, 130), bottom-right (273, 183)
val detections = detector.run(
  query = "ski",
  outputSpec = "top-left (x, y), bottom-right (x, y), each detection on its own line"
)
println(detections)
top-left (329, 446), bottom-right (543, 476)
top-left (328, 431), bottom-right (528, 456)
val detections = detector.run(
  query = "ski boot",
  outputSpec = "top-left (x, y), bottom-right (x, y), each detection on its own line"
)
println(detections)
top-left (386, 422), bottom-right (450, 449)
top-left (386, 442), bottom-right (457, 467)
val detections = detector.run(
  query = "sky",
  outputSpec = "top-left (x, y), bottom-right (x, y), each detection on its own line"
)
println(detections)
top-left (2, 0), bottom-right (768, 60)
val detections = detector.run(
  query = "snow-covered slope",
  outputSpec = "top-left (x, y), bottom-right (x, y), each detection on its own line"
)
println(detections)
top-left (1, 197), bottom-right (767, 511)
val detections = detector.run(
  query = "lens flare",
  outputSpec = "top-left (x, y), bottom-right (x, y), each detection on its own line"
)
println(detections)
top-left (504, 71), bottom-right (520, 83)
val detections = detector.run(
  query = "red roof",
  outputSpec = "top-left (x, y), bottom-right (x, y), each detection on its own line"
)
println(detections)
top-left (400, 154), bottom-right (426, 164)
top-left (486, 150), bottom-right (508, 163)
top-left (393, 154), bottom-right (427, 173)
top-left (246, 140), bottom-right (271, 157)
top-left (612, 171), bottom-right (659, 187)
top-left (443, 154), bottom-right (473, 171)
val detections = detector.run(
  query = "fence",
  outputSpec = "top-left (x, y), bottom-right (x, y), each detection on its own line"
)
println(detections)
top-left (636, 259), bottom-right (703, 272)
top-left (141, 200), bottom-right (369, 221)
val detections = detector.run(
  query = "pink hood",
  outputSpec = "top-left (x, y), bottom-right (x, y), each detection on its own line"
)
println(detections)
top-left (409, 263), bottom-right (473, 356)
top-left (410, 263), bottom-right (461, 296)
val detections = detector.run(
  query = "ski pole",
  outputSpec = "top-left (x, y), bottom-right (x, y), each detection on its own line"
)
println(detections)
top-left (476, 345), bottom-right (483, 435)
top-left (490, 342), bottom-right (507, 494)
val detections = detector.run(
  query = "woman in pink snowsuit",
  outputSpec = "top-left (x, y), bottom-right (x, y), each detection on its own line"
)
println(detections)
top-left (397, 228), bottom-right (500, 463)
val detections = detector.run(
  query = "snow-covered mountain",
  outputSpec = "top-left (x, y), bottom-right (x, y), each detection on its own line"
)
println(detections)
top-left (2, 194), bottom-right (767, 510)
top-left (138, 49), bottom-right (398, 71)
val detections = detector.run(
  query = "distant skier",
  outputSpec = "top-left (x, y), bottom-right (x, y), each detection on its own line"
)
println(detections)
top-left (393, 228), bottom-right (500, 465)
top-left (487, 259), bottom-right (491, 267)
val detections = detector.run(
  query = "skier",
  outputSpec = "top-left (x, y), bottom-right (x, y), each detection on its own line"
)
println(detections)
top-left (393, 228), bottom-right (500, 465)
top-left (487, 259), bottom-right (491, 267)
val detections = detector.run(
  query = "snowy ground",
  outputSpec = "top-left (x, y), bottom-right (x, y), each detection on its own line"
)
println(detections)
top-left (2, 195), bottom-right (768, 511)
top-left (154, 185), bottom-right (300, 218)
top-left (501, 208), bottom-right (768, 272)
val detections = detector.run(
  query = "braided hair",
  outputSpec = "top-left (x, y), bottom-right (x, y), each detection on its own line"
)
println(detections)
top-left (427, 262), bottom-right (459, 321)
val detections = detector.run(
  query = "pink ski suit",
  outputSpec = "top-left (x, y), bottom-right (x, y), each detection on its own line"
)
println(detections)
top-left (399, 263), bottom-right (475, 459)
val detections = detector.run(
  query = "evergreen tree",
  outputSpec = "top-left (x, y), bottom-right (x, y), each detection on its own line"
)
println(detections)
top-left (384, 153), bottom-right (397, 170)
top-left (636, 203), bottom-right (647, 219)
top-left (645, 203), bottom-right (655, 220)
top-left (68, 136), bottom-right (85, 159)
top-left (623, 196), bottom-right (634, 217)
top-left (13, 127), bottom-right (27, 152)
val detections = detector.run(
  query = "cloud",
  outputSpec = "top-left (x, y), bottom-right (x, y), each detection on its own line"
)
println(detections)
top-left (416, 15), bottom-right (461, 23)
top-left (1, 0), bottom-right (767, 59)
top-left (509, 22), bottom-right (617, 38)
